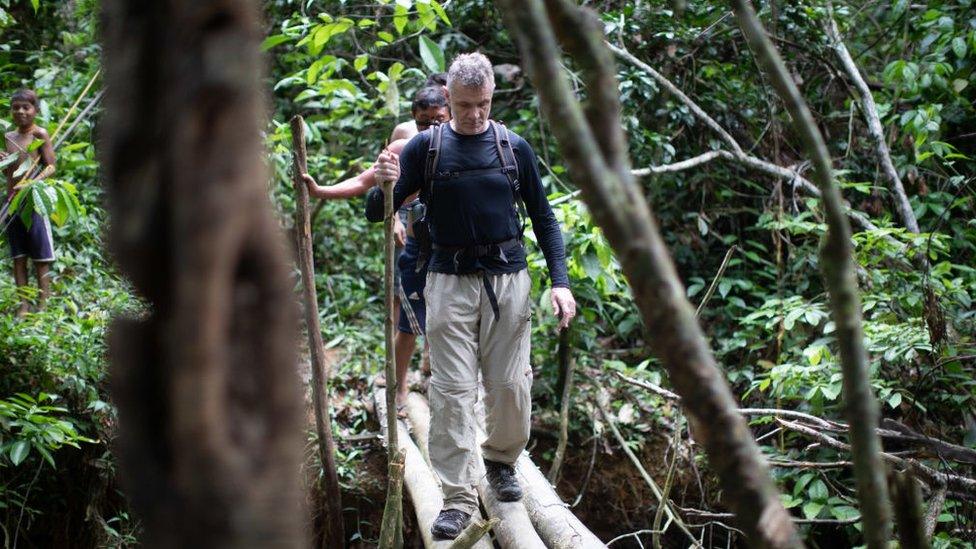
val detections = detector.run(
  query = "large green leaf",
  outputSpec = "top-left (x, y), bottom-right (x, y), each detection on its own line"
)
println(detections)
top-left (260, 34), bottom-right (291, 52)
top-left (9, 440), bottom-right (29, 466)
top-left (418, 35), bottom-right (445, 73)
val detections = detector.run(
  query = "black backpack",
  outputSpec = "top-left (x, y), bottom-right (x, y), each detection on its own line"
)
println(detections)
top-left (411, 120), bottom-right (526, 270)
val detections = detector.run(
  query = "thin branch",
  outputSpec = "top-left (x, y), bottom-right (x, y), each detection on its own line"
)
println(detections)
top-left (923, 485), bottom-right (946, 539)
top-left (777, 419), bottom-right (976, 497)
top-left (606, 41), bottom-right (744, 155)
top-left (596, 394), bottom-right (702, 548)
top-left (632, 150), bottom-right (724, 176)
top-left (695, 245), bottom-right (738, 317)
top-left (825, 8), bottom-right (919, 234)
top-left (890, 470), bottom-right (930, 549)
top-left (681, 507), bottom-right (860, 525)
top-left (290, 116), bottom-right (344, 548)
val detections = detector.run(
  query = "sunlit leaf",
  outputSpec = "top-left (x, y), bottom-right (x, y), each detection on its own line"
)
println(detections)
top-left (418, 35), bottom-right (444, 73)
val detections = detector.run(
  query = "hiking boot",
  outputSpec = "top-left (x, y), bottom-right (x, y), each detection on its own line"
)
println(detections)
top-left (431, 508), bottom-right (471, 540)
top-left (485, 459), bottom-right (522, 502)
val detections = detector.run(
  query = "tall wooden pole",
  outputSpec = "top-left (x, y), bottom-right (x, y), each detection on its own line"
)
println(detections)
top-left (290, 115), bottom-right (345, 548)
top-left (378, 176), bottom-right (403, 548)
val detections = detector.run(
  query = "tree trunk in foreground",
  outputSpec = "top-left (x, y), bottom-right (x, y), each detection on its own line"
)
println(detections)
top-left (100, 1), bottom-right (305, 545)
top-left (730, 1), bottom-right (893, 546)
top-left (290, 115), bottom-right (345, 548)
top-left (495, 0), bottom-right (802, 546)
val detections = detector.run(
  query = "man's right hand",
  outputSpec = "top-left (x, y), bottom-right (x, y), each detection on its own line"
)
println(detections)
top-left (301, 173), bottom-right (317, 190)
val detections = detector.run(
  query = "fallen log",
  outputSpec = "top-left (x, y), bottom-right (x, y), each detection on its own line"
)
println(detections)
top-left (516, 453), bottom-right (607, 549)
top-left (405, 392), bottom-right (432, 466)
top-left (374, 390), bottom-right (492, 549)
top-left (405, 392), bottom-right (546, 549)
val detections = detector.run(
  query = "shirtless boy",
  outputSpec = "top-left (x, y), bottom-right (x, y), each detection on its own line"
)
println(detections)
top-left (1, 89), bottom-right (56, 316)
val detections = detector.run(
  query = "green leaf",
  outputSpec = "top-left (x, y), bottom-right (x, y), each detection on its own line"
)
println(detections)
top-left (354, 54), bottom-right (369, 72)
top-left (30, 0), bottom-right (39, 13)
top-left (12, 158), bottom-right (31, 179)
top-left (34, 443), bottom-right (55, 467)
top-left (260, 34), bottom-right (291, 52)
top-left (718, 279), bottom-right (732, 298)
top-left (393, 5), bottom-right (409, 35)
top-left (581, 252), bottom-right (602, 281)
top-left (0, 153), bottom-right (19, 170)
top-left (952, 36), bottom-right (968, 59)
top-left (802, 501), bottom-right (824, 520)
top-left (430, 0), bottom-right (451, 25)
top-left (418, 35), bottom-right (445, 73)
top-left (808, 479), bottom-right (828, 502)
top-left (388, 62), bottom-right (405, 82)
top-left (9, 440), bottom-right (29, 465)
top-left (888, 392), bottom-right (903, 409)
top-left (830, 505), bottom-right (859, 521)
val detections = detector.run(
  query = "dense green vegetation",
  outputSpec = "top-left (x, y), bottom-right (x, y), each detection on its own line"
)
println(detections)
top-left (0, 0), bottom-right (973, 546)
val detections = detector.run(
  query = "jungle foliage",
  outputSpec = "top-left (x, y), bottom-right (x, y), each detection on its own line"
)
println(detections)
top-left (0, 0), bottom-right (973, 546)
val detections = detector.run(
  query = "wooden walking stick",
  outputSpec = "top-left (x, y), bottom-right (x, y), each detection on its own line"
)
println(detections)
top-left (378, 153), bottom-right (404, 548)
top-left (290, 115), bottom-right (345, 548)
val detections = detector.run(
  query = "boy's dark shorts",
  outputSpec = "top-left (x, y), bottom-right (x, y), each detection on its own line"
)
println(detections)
top-left (4, 207), bottom-right (55, 262)
top-left (396, 236), bottom-right (427, 335)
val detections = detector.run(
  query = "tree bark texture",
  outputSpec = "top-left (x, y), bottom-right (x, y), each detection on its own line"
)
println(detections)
top-left (891, 470), bottom-right (931, 549)
top-left (100, 1), bottom-right (305, 546)
top-left (548, 328), bottom-right (574, 484)
top-left (379, 450), bottom-right (406, 549)
top-left (290, 115), bottom-right (345, 548)
top-left (730, 1), bottom-right (893, 546)
top-left (380, 177), bottom-right (403, 547)
top-left (494, 0), bottom-right (802, 546)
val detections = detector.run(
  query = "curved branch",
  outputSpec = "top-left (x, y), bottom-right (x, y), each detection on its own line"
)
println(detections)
top-left (731, 2), bottom-right (893, 545)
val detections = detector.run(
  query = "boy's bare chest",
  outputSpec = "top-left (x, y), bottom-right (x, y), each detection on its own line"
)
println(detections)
top-left (5, 131), bottom-right (38, 159)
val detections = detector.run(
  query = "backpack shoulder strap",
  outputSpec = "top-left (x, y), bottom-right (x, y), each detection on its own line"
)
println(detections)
top-left (491, 120), bottom-right (527, 235)
top-left (491, 120), bottom-right (520, 188)
top-left (422, 123), bottom-right (444, 202)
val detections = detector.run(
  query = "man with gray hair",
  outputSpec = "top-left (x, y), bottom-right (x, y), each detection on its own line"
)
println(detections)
top-left (366, 51), bottom-right (576, 539)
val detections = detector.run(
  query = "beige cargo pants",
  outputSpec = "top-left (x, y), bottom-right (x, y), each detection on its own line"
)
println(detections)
top-left (425, 270), bottom-right (533, 514)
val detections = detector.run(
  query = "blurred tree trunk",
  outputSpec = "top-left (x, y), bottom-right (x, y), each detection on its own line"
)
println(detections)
top-left (495, 1), bottom-right (802, 547)
top-left (100, 1), bottom-right (306, 546)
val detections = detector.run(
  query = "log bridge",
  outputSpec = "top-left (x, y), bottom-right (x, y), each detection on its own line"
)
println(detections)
top-left (373, 389), bottom-right (606, 549)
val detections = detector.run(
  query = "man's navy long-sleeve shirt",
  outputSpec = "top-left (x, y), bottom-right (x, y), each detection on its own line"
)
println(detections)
top-left (365, 123), bottom-right (569, 288)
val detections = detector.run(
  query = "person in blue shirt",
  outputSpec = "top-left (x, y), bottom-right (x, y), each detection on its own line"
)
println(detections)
top-left (366, 52), bottom-right (576, 540)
